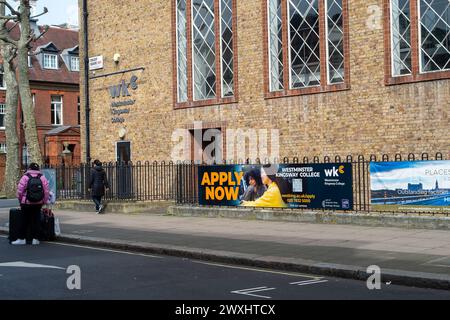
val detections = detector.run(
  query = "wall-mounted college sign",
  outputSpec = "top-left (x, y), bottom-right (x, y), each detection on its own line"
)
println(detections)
top-left (108, 75), bottom-right (138, 124)
top-left (198, 163), bottom-right (353, 210)
top-left (370, 161), bottom-right (450, 213)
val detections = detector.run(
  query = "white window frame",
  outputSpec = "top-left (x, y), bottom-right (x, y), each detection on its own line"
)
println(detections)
top-left (0, 69), bottom-right (5, 89)
top-left (0, 104), bottom-right (5, 129)
top-left (43, 53), bottom-right (58, 70)
top-left (77, 96), bottom-right (80, 125)
top-left (0, 143), bottom-right (6, 154)
top-left (71, 56), bottom-right (79, 71)
top-left (51, 95), bottom-right (63, 126)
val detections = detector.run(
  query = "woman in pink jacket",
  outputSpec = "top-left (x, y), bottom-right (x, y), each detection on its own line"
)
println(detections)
top-left (12, 163), bottom-right (50, 245)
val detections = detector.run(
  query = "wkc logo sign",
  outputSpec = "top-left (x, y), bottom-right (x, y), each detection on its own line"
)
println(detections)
top-left (108, 75), bottom-right (139, 124)
top-left (108, 75), bottom-right (138, 98)
top-left (324, 165), bottom-right (345, 177)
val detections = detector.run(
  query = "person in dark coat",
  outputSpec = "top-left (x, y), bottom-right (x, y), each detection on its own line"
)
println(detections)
top-left (88, 160), bottom-right (109, 213)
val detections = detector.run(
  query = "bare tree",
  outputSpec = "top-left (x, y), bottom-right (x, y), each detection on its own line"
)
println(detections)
top-left (16, 0), bottom-right (46, 165)
top-left (0, 0), bottom-right (47, 195)
top-left (0, 3), bottom-right (20, 196)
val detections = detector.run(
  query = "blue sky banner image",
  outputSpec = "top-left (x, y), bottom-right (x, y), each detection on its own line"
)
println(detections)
top-left (198, 163), bottom-right (353, 210)
top-left (370, 161), bottom-right (450, 213)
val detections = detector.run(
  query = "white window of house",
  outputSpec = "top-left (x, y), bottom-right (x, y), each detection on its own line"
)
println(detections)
top-left (28, 55), bottom-right (32, 68)
top-left (0, 104), bottom-right (5, 129)
top-left (51, 95), bottom-right (63, 125)
top-left (419, 0), bottom-right (450, 72)
top-left (0, 143), bottom-right (6, 153)
top-left (22, 144), bottom-right (29, 167)
top-left (43, 53), bottom-right (58, 69)
top-left (77, 96), bottom-right (80, 125)
top-left (0, 68), bottom-right (5, 89)
top-left (71, 56), bottom-right (79, 71)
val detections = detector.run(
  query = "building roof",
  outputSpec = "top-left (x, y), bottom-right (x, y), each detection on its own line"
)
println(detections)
top-left (46, 125), bottom-right (80, 136)
top-left (7, 22), bottom-right (79, 85)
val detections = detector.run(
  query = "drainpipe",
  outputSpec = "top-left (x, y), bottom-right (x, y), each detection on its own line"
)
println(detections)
top-left (83, 0), bottom-right (91, 163)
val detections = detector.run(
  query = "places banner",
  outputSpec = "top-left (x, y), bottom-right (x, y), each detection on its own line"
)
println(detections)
top-left (370, 160), bottom-right (450, 213)
top-left (198, 163), bottom-right (353, 210)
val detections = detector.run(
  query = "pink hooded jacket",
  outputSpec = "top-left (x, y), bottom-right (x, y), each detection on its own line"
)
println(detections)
top-left (16, 170), bottom-right (50, 205)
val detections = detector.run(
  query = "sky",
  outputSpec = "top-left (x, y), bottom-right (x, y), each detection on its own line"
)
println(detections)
top-left (10, 0), bottom-right (79, 27)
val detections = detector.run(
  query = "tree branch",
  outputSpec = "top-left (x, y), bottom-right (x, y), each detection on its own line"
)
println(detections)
top-left (7, 47), bottom-right (17, 63)
top-left (0, 34), bottom-right (17, 46)
top-left (30, 7), bottom-right (47, 19)
top-left (0, 15), bottom-right (16, 20)
top-left (0, 1), bottom-right (19, 17)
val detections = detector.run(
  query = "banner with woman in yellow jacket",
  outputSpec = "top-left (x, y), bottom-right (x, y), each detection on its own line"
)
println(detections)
top-left (197, 163), bottom-right (353, 210)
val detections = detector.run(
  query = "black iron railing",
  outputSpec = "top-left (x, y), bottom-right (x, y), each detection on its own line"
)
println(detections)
top-left (44, 152), bottom-right (447, 214)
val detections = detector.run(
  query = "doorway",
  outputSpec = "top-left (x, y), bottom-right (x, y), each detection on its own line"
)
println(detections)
top-left (116, 141), bottom-right (132, 199)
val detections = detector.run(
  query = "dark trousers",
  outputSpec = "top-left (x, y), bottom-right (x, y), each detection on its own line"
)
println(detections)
top-left (92, 196), bottom-right (102, 211)
top-left (20, 204), bottom-right (42, 241)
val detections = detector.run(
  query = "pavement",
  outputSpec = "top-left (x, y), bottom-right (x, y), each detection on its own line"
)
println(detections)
top-left (0, 205), bottom-right (450, 291)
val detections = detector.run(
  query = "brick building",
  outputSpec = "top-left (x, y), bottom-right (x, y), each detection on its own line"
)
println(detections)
top-left (79, 0), bottom-right (449, 163)
top-left (0, 23), bottom-right (80, 186)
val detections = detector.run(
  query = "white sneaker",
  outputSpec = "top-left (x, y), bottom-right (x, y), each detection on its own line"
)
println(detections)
top-left (98, 205), bottom-right (104, 213)
top-left (11, 239), bottom-right (26, 245)
top-left (32, 239), bottom-right (40, 245)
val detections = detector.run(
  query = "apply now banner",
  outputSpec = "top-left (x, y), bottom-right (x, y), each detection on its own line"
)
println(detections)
top-left (197, 164), bottom-right (353, 210)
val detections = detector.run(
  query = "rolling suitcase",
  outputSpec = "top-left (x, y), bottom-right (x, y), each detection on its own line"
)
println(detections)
top-left (39, 207), bottom-right (56, 241)
top-left (8, 208), bottom-right (24, 243)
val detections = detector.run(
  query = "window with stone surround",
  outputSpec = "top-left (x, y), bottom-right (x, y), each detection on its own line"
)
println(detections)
top-left (173, 0), bottom-right (238, 108)
top-left (51, 95), bottom-right (63, 126)
top-left (264, 0), bottom-right (350, 97)
top-left (0, 142), bottom-right (6, 154)
top-left (0, 104), bottom-right (5, 129)
top-left (386, 0), bottom-right (450, 84)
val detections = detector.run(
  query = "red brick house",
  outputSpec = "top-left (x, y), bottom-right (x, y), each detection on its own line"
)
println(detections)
top-left (0, 23), bottom-right (80, 187)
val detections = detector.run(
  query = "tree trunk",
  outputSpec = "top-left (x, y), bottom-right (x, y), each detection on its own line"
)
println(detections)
top-left (0, 4), bottom-right (20, 197)
top-left (17, 1), bottom-right (42, 165)
top-left (1, 45), bottom-right (20, 197)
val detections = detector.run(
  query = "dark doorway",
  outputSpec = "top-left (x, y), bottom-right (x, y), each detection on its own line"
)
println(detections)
top-left (116, 141), bottom-right (132, 199)
top-left (116, 141), bottom-right (131, 163)
top-left (190, 128), bottom-right (223, 164)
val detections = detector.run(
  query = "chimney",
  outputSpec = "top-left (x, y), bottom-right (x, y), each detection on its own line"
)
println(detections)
top-left (30, 18), bottom-right (40, 38)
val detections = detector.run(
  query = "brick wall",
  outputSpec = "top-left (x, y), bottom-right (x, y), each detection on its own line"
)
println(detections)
top-left (79, 0), bottom-right (450, 163)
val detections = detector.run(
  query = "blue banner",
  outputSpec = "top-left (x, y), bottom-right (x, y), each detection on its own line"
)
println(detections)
top-left (370, 160), bottom-right (450, 213)
top-left (198, 163), bottom-right (353, 210)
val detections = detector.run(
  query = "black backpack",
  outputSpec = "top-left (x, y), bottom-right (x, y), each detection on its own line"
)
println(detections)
top-left (26, 173), bottom-right (44, 202)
